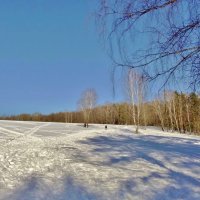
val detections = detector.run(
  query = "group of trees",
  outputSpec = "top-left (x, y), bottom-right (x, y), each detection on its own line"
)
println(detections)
top-left (1, 90), bottom-right (199, 134)
top-left (91, 0), bottom-right (200, 134)
top-left (152, 91), bottom-right (200, 134)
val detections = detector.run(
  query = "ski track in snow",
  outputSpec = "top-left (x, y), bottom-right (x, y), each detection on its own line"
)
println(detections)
top-left (25, 123), bottom-right (51, 136)
top-left (0, 127), bottom-right (23, 136)
top-left (0, 120), bottom-right (200, 200)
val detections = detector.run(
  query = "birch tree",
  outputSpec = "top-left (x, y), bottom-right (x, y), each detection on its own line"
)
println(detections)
top-left (78, 89), bottom-right (97, 127)
top-left (153, 99), bottom-right (165, 131)
top-left (126, 69), bottom-right (146, 133)
top-left (165, 91), bottom-right (174, 132)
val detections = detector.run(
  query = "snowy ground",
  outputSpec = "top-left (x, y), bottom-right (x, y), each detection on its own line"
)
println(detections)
top-left (0, 120), bottom-right (200, 200)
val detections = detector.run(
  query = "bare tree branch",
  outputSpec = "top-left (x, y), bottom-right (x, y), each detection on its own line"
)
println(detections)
top-left (96, 0), bottom-right (200, 90)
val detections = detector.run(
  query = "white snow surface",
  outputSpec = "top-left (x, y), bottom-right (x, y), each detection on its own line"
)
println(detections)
top-left (0, 120), bottom-right (200, 200)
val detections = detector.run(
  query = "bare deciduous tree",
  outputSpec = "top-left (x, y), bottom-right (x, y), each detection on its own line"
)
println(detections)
top-left (153, 98), bottom-right (165, 131)
top-left (178, 93), bottom-right (184, 133)
top-left (65, 110), bottom-right (73, 123)
top-left (172, 93), bottom-right (180, 132)
top-left (186, 96), bottom-right (192, 134)
top-left (78, 89), bottom-right (98, 127)
top-left (165, 91), bottom-right (174, 132)
top-left (96, 0), bottom-right (200, 90)
top-left (126, 69), bottom-right (146, 133)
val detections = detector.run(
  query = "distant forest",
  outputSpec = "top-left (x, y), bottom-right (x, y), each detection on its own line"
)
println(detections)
top-left (1, 91), bottom-right (199, 135)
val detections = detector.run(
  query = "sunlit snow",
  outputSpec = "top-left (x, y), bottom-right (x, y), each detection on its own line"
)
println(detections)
top-left (0, 120), bottom-right (200, 200)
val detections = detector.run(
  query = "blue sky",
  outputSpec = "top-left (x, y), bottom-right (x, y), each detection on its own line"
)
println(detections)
top-left (0, 0), bottom-right (125, 115)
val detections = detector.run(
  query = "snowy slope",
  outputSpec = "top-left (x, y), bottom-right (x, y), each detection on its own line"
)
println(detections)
top-left (0, 120), bottom-right (200, 200)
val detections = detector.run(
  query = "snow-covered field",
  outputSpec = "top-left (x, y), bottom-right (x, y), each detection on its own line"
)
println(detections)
top-left (0, 120), bottom-right (200, 200)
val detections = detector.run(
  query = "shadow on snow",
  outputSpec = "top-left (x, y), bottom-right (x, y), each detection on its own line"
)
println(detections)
top-left (78, 133), bottom-right (200, 199)
top-left (2, 133), bottom-right (200, 200)
top-left (2, 175), bottom-right (101, 200)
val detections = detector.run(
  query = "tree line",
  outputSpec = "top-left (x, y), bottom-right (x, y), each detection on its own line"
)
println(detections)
top-left (0, 91), bottom-right (199, 135)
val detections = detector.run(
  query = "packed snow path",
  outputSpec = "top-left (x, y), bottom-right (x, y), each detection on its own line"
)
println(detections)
top-left (0, 120), bottom-right (200, 200)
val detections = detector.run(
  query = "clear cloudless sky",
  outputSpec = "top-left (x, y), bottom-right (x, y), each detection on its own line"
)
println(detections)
top-left (0, 0), bottom-right (124, 115)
